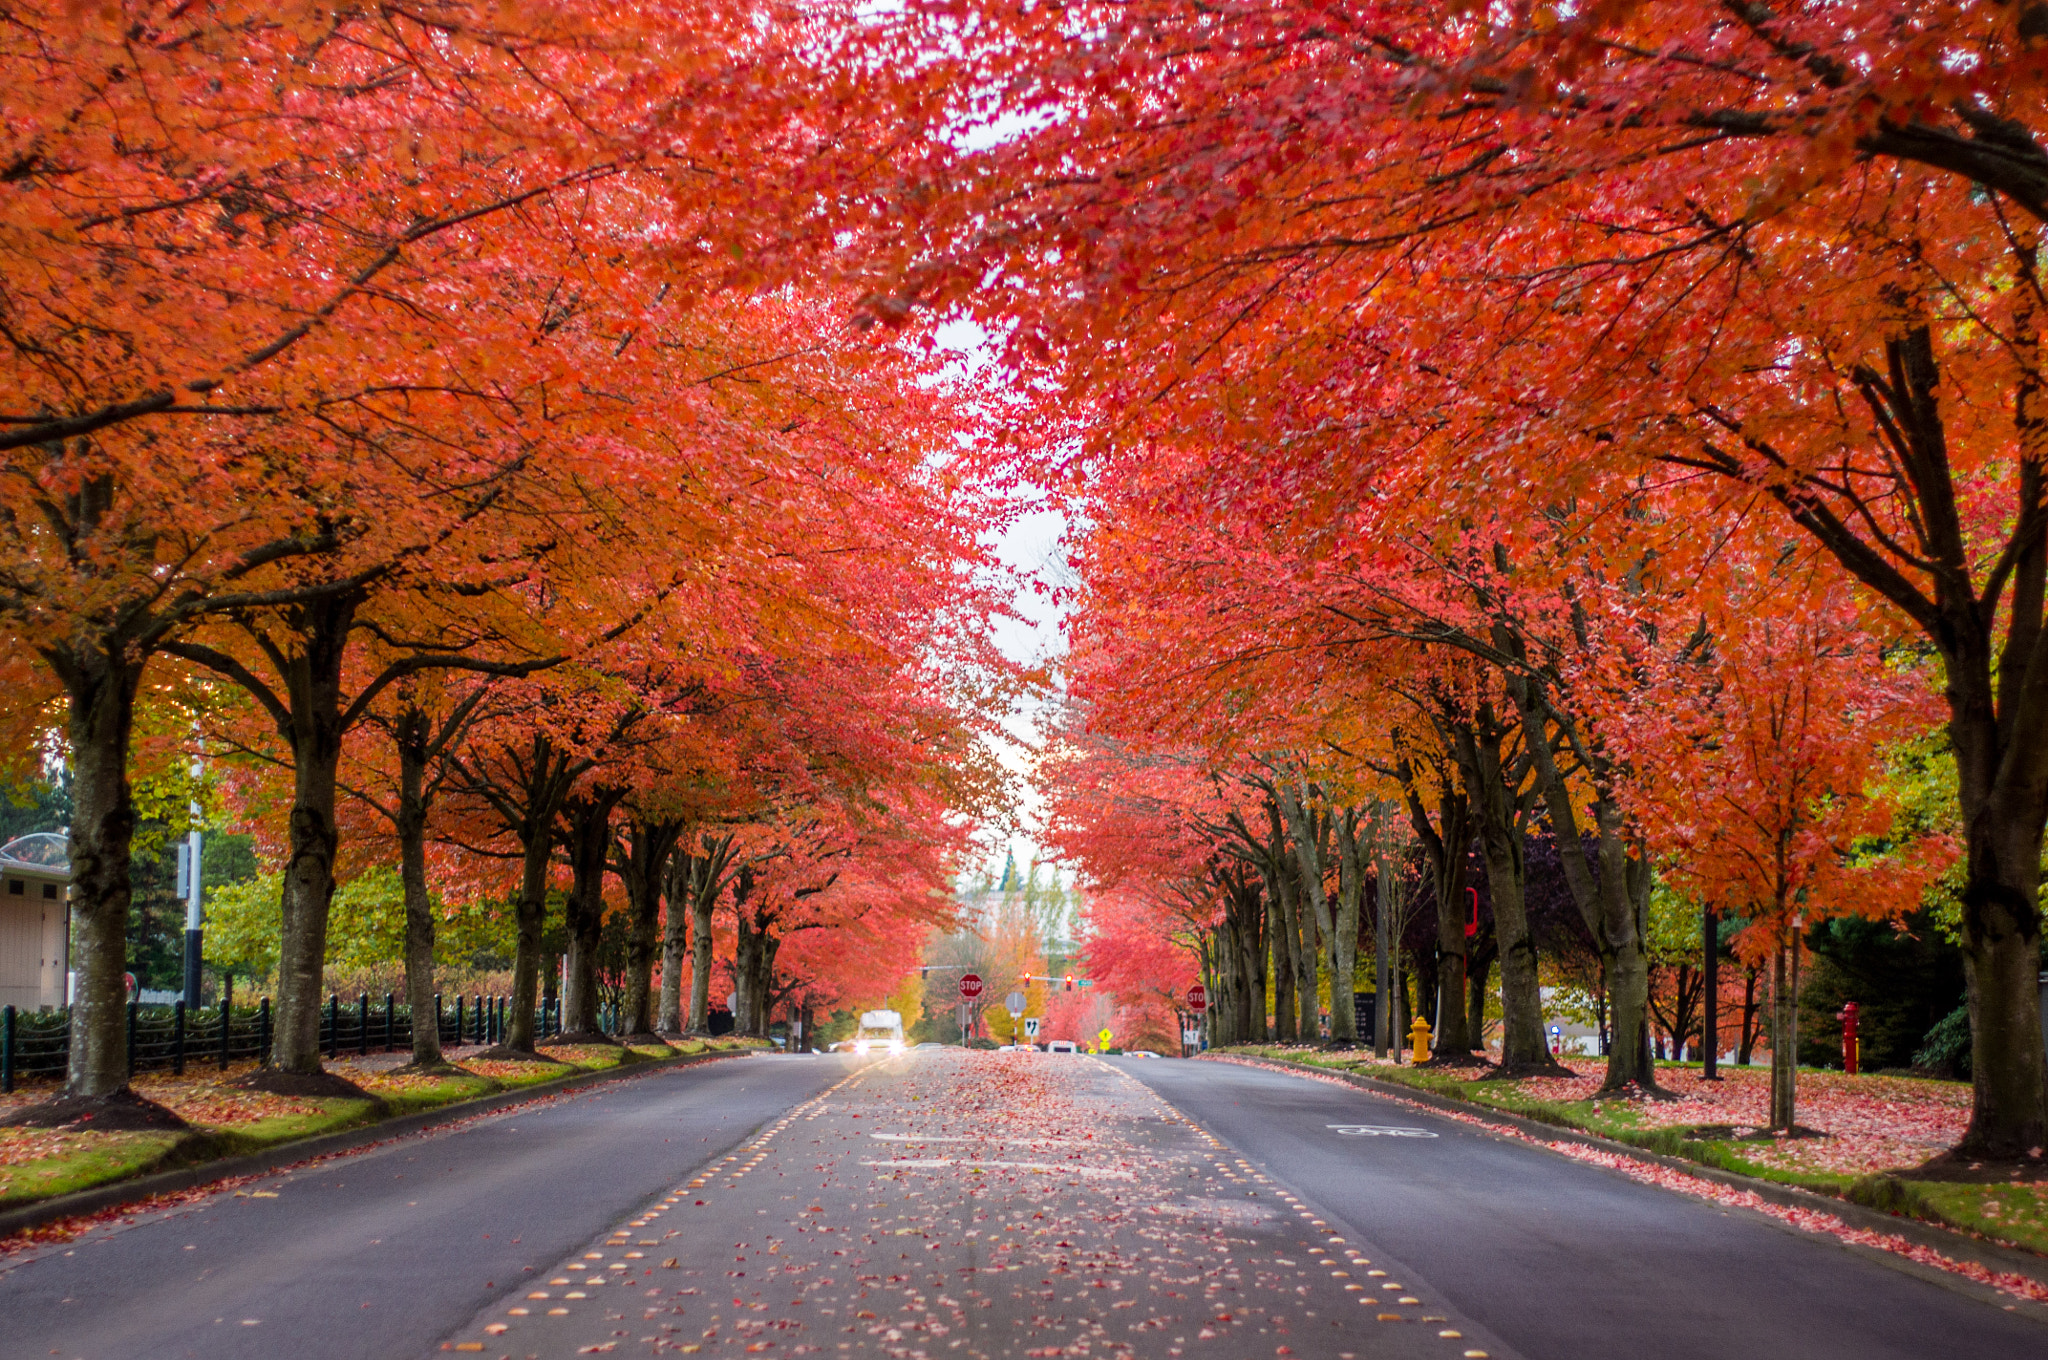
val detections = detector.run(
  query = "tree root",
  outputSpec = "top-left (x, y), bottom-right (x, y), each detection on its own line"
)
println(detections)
top-left (0, 1087), bottom-right (189, 1131)
top-left (1417, 1052), bottom-right (1492, 1071)
top-left (474, 1044), bottom-right (565, 1063)
top-left (1483, 1057), bottom-right (1576, 1081)
top-left (1908, 1148), bottom-right (2048, 1181)
top-left (547, 1029), bottom-right (620, 1047)
top-left (383, 1058), bottom-right (471, 1078)
top-left (228, 1066), bottom-right (381, 1103)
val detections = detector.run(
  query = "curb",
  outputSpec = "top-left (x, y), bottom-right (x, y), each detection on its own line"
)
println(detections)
top-left (1202, 1052), bottom-right (2048, 1294)
top-left (0, 1045), bottom-right (765, 1241)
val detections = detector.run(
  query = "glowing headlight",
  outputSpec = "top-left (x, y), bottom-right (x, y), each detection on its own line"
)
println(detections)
top-left (889, 1040), bottom-right (905, 1054)
top-left (854, 1041), bottom-right (869, 1055)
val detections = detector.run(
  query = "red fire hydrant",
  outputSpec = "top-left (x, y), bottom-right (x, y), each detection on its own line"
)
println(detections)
top-left (1838, 1001), bottom-right (1860, 1076)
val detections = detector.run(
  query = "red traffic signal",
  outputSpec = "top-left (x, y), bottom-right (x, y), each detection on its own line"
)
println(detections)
top-left (1064, 974), bottom-right (1074, 991)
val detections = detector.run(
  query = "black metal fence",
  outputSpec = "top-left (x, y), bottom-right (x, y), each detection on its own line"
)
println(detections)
top-left (1, 992), bottom-right (574, 1094)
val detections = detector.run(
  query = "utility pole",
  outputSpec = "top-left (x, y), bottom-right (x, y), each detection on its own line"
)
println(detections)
top-left (1702, 904), bottom-right (1721, 1080)
top-left (1374, 856), bottom-right (1393, 1058)
top-left (178, 751), bottom-right (204, 1010)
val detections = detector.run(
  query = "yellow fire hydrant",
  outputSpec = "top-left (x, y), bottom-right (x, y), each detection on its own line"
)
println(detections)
top-left (1408, 1017), bottom-right (1433, 1064)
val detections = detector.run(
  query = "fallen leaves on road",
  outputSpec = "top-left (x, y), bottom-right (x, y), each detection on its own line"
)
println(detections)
top-left (437, 1054), bottom-right (1494, 1359)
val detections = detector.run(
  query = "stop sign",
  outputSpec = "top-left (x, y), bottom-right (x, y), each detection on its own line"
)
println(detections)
top-left (1186, 983), bottom-right (1208, 1013)
top-left (958, 972), bottom-right (984, 1001)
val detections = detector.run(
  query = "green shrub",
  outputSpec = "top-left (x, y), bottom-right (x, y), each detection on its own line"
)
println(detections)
top-left (1912, 1005), bottom-right (1971, 1079)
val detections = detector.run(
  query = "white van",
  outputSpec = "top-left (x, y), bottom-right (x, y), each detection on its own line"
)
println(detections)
top-left (853, 1009), bottom-right (905, 1056)
top-left (1045, 1040), bottom-right (1078, 1054)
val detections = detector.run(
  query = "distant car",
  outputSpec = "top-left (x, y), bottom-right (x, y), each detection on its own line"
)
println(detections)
top-left (1124, 1050), bottom-right (1159, 1059)
top-left (827, 1039), bottom-right (857, 1053)
top-left (1045, 1040), bottom-right (1078, 1054)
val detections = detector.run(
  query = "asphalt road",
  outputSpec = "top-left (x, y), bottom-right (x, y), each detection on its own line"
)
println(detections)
top-left (434, 1045), bottom-right (1509, 1360)
top-left (0, 1051), bottom-right (845, 1360)
top-left (1115, 1055), bottom-right (2048, 1360)
top-left (5, 1051), bottom-right (2043, 1360)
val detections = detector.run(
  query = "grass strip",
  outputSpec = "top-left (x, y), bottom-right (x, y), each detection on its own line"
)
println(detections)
top-left (0, 1037), bottom-right (766, 1211)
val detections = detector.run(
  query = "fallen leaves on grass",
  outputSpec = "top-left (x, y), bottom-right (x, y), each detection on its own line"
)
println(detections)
top-left (2, 1067), bottom-right (325, 1130)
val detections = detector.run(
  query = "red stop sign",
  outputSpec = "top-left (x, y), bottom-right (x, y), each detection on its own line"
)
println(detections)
top-left (1186, 983), bottom-right (1208, 1013)
top-left (958, 973), bottom-right (984, 1001)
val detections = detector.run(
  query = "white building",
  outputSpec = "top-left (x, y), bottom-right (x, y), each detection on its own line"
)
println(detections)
top-left (0, 832), bottom-right (70, 1011)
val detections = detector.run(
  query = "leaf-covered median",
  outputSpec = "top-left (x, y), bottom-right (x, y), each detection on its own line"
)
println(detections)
top-left (0, 1038), bottom-right (763, 1210)
top-left (1217, 1046), bottom-right (2048, 1259)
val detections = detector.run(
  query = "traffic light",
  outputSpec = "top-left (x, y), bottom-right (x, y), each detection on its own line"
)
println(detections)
top-left (1064, 974), bottom-right (1074, 992)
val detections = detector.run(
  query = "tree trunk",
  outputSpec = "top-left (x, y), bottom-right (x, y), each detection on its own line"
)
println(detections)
top-left (1329, 811), bottom-right (1364, 1045)
top-left (1770, 944), bottom-right (1798, 1132)
top-left (1275, 781), bottom-right (1333, 1044)
top-left (1395, 957), bottom-right (1413, 1057)
top-left (1701, 324), bottom-right (2046, 1153)
top-left (617, 814), bottom-right (682, 1040)
top-left (504, 813), bottom-right (554, 1053)
top-left (1207, 928), bottom-right (1232, 1048)
top-left (1452, 716), bottom-right (1561, 1074)
top-left (676, 834), bottom-right (735, 1034)
top-left (269, 597), bottom-right (358, 1075)
top-left (559, 791), bottom-right (618, 1038)
top-left (657, 849), bottom-right (690, 1034)
top-left (56, 651), bottom-right (145, 1099)
top-left (1414, 947), bottom-right (1440, 1043)
top-left (1295, 871), bottom-right (1320, 1040)
top-left (689, 868), bottom-right (716, 1032)
top-left (620, 874), bottom-right (660, 1040)
top-left (1703, 907), bottom-right (1721, 1079)
top-left (498, 748), bottom-right (578, 1055)
top-left (1951, 726), bottom-right (2048, 1154)
top-left (1221, 868), bottom-right (1265, 1044)
top-left (1510, 678), bottom-right (1661, 1093)
top-left (733, 912), bottom-right (759, 1035)
top-left (1467, 954), bottom-right (1492, 1054)
top-left (394, 705), bottom-right (443, 1067)
top-left (1267, 850), bottom-right (1298, 1043)
top-left (1432, 906), bottom-right (1470, 1056)
top-left (749, 931), bottom-right (780, 1037)
top-left (1374, 850), bottom-right (1401, 1056)
top-left (1739, 964), bottom-right (1761, 1065)
top-left (1399, 758), bottom-right (1472, 1056)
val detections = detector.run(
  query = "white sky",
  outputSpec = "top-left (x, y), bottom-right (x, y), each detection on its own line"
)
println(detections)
top-left (935, 318), bottom-right (1073, 880)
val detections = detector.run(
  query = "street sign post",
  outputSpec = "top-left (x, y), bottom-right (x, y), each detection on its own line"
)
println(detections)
top-left (1005, 990), bottom-right (1026, 1017)
top-left (1023, 1016), bottom-right (1040, 1039)
top-left (1186, 983), bottom-right (1208, 1012)
top-left (1098, 1027), bottom-right (1112, 1052)
top-left (958, 973), bottom-right (984, 1002)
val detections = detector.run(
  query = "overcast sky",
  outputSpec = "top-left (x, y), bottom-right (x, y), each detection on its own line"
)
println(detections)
top-left (936, 319), bottom-right (1074, 881)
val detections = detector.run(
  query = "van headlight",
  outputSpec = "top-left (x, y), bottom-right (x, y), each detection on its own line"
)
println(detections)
top-left (854, 1041), bottom-right (869, 1055)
